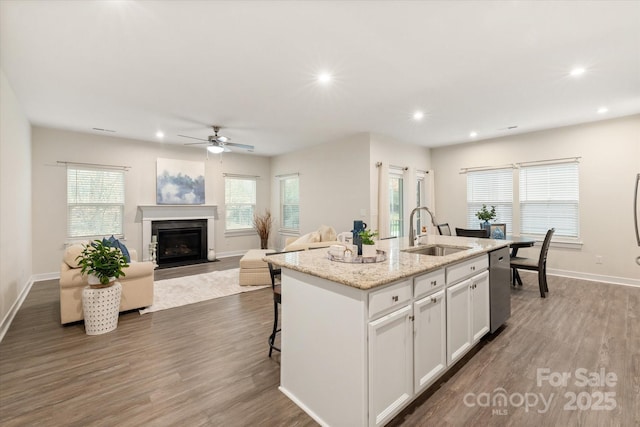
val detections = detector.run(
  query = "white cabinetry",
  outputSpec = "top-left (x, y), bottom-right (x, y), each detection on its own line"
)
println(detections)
top-left (471, 271), bottom-right (490, 342)
top-left (413, 288), bottom-right (446, 394)
top-left (446, 256), bottom-right (489, 366)
top-left (446, 278), bottom-right (472, 365)
top-left (368, 304), bottom-right (413, 427)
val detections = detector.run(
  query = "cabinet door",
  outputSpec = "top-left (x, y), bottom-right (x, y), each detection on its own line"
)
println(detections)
top-left (446, 278), bottom-right (471, 366)
top-left (414, 289), bottom-right (446, 394)
top-left (471, 270), bottom-right (490, 343)
top-left (368, 304), bottom-right (413, 427)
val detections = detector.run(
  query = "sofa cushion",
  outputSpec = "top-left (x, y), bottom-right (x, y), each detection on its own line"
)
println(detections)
top-left (290, 231), bottom-right (321, 247)
top-left (104, 235), bottom-right (131, 263)
top-left (63, 244), bottom-right (85, 269)
top-left (318, 225), bottom-right (336, 242)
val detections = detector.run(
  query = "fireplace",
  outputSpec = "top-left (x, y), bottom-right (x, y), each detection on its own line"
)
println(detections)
top-left (152, 219), bottom-right (208, 268)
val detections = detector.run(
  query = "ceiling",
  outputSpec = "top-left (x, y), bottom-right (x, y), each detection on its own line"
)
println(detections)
top-left (1, 1), bottom-right (639, 157)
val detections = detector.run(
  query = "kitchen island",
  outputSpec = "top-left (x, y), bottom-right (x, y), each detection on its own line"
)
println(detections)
top-left (266, 235), bottom-right (510, 427)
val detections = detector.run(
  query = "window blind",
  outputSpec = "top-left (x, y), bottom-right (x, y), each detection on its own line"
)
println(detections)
top-left (520, 162), bottom-right (579, 237)
top-left (225, 177), bottom-right (256, 230)
top-left (280, 176), bottom-right (299, 231)
top-left (67, 167), bottom-right (125, 238)
top-left (466, 169), bottom-right (513, 231)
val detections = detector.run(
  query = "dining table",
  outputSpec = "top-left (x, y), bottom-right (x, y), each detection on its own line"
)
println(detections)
top-left (506, 235), bottom-right (537, 285)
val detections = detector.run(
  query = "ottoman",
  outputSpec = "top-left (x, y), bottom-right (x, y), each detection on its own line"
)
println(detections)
top-left (239, 249), bottom-right (275, 286)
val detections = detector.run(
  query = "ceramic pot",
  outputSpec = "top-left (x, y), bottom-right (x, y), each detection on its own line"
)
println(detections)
top-left (362, 244), bottom-right (377, 258)
top-left (82, 281), bottom-right (122, 335)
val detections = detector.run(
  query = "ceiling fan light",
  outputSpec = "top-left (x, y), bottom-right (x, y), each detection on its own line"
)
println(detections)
top-left (207, 145), bottom-right (225, 154)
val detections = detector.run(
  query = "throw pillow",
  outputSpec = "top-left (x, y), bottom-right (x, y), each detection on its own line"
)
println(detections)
top-left (105, 235), bottom-right (131, 263)
top-left (63, 244), bottom-right (85, 269)
top-left (318, 225), bottom-right (337, 242)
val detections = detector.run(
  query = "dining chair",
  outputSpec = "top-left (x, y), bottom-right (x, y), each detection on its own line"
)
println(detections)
top-left (510, 228), bottom-right (555, 298)
top-left (437, 223), bottom-right (451, 236)
top-left (455, 227), bottom-right (490, 238)
top-left (265, 250), bottom-right (303, 357)
top-left (265, 252), bottom-right (283, 357)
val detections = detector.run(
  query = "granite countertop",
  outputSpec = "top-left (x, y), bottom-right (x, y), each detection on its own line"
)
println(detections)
top-left (264, 235), bottom-right (510, 290)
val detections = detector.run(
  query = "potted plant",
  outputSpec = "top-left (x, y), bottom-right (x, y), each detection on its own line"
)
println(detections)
top-left (359, 229), bottom-right (379, 258)
top-left (253, 209), bottom-right (273, 250)
top-left (76, 240), bottom-right (129, 335)
top-left (76, 240), bottom-right (129, 287)
top-left (476, 204), bottom-right (496, 230)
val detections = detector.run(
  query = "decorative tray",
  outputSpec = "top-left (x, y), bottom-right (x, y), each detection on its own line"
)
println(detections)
top-left (327, 250), bottom-right (387, 264)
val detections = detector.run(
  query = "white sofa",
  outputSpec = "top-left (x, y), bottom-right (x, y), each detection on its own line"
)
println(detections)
top-left (59, 243), bottom-right (155, 324)
top-left (283, 225), bottom-right (341, 251)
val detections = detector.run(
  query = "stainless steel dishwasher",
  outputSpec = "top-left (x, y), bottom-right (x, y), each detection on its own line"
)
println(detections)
top-left (489, 246), bottom-right (511, 333)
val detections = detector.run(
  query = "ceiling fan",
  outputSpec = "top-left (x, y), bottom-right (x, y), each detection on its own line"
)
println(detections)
top-left (179, 126), bottom-right (254, 154)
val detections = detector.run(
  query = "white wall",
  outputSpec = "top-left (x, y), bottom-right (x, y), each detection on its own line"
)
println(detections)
top-left (370, 134), bottom-right (432, 236)
top-left (31, 127), bottom-right (271, 275)
top-left (0, 69), bottom-right (32, 330)
top-left (270, 134), bottom-right (371, 247)
top-left (431, 115), bottom-right (640, 284)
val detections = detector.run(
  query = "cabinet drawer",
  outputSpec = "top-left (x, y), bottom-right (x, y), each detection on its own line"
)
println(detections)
top-left (414, 269), bottom-right (445, 299)
top-left (369, 279), bottom-right (412, 319)
top-left (446, 255), bottom-right (488, 285)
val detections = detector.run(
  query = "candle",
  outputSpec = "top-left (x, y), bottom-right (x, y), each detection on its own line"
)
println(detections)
top-left (151, 235), bottom-right (157, 243)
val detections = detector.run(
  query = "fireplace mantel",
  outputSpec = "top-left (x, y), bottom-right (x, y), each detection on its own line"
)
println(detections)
top-left (137, 205), bottom-right (218, 221)
top-left (137, 205), bottom-right (218, 262)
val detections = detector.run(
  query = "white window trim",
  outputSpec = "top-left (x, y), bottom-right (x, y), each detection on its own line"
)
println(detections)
top-left (279, 174), bottom-right (300, 233)
top-left (224, 175), bottom-right (257, 232)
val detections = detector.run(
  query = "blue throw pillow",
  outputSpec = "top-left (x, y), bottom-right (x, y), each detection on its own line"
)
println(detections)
top-left (105, 235), bottom-right (131, 263)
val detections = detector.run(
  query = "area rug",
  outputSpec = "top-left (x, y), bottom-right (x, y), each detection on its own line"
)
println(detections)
top-left (139, 268), bottom-right (268, 314)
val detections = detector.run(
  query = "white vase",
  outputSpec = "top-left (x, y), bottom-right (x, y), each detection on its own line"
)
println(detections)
top-left (82, 282), bottom-right (122, 335)
top-left (362, 244), bottom-right (377, 258)
top-left (207, 249), bottom-right (216, 262)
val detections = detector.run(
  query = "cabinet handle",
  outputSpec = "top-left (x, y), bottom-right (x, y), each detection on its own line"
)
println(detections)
top-left (431, 280), bottom-right (437, 286)
top-left (409, 315), bottom-right (415, 321)
top-left (431, 297), bottom-right (437, 303)
top-left (471, 266), bottom-right (476, 271)
top-left (392, 295), bottom-right (399, 302)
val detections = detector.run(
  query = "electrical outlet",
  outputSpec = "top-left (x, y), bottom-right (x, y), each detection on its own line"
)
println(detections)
top-left (595, 255), bottom-right (603, 264)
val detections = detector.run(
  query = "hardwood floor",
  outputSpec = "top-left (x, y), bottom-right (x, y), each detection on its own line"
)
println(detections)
top-left (1, 264), bottom-right (638, 426)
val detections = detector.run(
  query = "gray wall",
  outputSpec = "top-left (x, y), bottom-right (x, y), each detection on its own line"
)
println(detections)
top-left (431, 114), bottom-right (640, 284)
top-left (0, 69), bottom-right (32, 331)
top-left (31, 127), bottom-right (271, 275)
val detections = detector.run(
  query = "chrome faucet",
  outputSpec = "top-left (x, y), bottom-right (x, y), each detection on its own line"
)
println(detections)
top-left (408, 206), bottom-right (439, 246)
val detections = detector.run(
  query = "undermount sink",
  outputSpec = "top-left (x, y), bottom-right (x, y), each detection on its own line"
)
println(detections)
top-left (402, 244), bottom-right (470, 256)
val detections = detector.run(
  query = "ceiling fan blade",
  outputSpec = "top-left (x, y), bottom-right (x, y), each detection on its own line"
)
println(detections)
top-left (183, 141), bottom-right (210, 146)
top-left (225, 142), bottom-right (255, 151)
top-left (178, 134), bottom-right (208, 142)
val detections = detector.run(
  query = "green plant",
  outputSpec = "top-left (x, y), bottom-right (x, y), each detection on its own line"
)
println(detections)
top-left (359, 229), bottom-right (378, 245)
top-left (76, 240), bottom-right (129, 286)
top-left (475, 204), bottom-right (497, 222)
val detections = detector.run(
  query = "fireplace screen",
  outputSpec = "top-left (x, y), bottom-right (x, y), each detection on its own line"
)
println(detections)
top-left (152, 219), bottom-right (208, 267)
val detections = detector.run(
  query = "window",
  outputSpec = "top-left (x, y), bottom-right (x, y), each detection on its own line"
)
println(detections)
top-left (389, 171), bottom-right (404, 237)
top-left (466, 169), bottom-right (513, 232)
top-left (67, 167), bottom-right (125, 238)
top-left (280, 176), bottom-right (300, 231)
top-left (224, 176), bottom-right (256, 231)
top-left (520, 162), bottom-right (579, 237)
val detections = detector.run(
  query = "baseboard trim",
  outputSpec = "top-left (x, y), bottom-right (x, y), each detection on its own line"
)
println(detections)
top-left (547, 268), bottom-right (639, 288)
top-left (32, 272), bottom-right (60, 282)
top-left (0, 277), bottom-right (35, 344)
top-left (216, 250), bottom-right (249, 258)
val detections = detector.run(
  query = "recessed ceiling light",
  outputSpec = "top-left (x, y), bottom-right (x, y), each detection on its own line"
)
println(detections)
top-left (570, 67), bottom-right (586, 77)
top-left (469, 131), bottom-right (478, 138)
top-left (317, 72), bottom-right (332, 84)
top-left (413, 111), bottom-right (424, 121)
top-left (597, 107), bottom-right (609, 114)
top-left (155, 131), bottom-right (164, 138)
